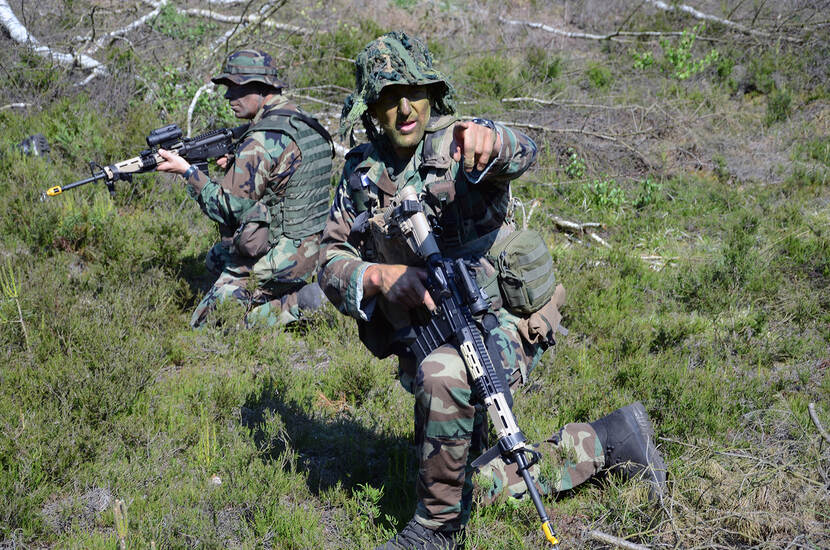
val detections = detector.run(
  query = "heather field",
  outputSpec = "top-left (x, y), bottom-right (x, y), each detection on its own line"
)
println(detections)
top-left (0, 1), bottom-right (828, 548)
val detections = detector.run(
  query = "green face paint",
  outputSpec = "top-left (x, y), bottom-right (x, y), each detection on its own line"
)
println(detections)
top-left (370, 84), bottom-right (431, 159)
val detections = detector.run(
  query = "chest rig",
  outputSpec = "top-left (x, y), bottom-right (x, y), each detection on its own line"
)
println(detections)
top-left (348, 115), bottom-right (511, 264)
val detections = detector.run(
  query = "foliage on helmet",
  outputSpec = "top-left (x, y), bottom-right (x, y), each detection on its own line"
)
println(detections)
top-left (340, 31), bottom-right (456, 141)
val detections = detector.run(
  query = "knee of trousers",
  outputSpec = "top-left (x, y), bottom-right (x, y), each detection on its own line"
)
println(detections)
top-left (416, 344), bottom-right (477, 440)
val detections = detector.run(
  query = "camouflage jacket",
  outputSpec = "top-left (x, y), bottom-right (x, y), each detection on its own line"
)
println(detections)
top-left (184, 94), bottom-right (303, 242)
top-left (318, 115), bottom-right (537, 354)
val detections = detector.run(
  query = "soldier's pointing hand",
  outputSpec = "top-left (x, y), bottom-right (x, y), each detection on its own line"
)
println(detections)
top-left (451, 121), bottom-right (501, 173)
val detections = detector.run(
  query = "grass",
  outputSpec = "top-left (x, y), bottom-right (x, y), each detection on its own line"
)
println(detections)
top-left (0, 1), bottom-right (828, 548)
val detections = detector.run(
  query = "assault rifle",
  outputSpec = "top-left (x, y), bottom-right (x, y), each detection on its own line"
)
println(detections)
top-left (42, 123), bottom-right (249, 199)
top-left (389, 185), bottom-right (560, 547)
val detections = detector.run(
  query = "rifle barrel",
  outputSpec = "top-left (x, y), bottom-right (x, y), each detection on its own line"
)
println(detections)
top-left (45, 172), bottom-right (106, 197)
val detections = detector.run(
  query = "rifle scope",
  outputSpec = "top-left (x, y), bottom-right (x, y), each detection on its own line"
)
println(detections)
top-left (146, 124), bottom-right (182, 147)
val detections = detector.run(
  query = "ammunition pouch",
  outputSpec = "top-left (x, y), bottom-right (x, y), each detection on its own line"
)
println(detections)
top-left (232, 202), bottom-right (271, 258)
top-left (516, 283), bottom-right (566, 351)
top-left (487, 229), bottom-right (557, 315)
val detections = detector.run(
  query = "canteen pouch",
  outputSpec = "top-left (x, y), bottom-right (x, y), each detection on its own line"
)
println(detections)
top-left (488, 229), bottom-right (556, 315)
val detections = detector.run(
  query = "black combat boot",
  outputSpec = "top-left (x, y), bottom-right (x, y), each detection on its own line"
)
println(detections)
top-left (375, 518), bottom-right (461, 550)
top-left (589, 402), bottom-right (668, 501)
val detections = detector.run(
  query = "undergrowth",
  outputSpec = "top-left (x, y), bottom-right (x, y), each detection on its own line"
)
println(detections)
top-left (0, 2), bottom-right (828, 549)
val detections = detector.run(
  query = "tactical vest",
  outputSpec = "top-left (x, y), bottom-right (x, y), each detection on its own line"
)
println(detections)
top-left (348, 115), bottom-right (513, 260)
top-left (242, 108), bottom-right (334, 241)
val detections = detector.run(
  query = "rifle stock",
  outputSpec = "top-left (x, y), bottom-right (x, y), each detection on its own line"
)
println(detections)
top-left (391, 185), bottom-right (560, 547)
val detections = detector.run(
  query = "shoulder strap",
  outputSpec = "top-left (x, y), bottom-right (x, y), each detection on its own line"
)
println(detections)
top-left (253, 108), bottom-right (335, 158)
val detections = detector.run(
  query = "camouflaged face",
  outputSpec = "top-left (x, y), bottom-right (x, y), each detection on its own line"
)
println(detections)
top-left (212, 49), bottom-right (287, 89)
top-left (340, 31), bottom-right (456, 139)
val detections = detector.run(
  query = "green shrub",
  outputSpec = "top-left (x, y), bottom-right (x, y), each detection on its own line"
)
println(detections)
top-left (659, 25), bottom-right (719, 80)
top-left (583, 177), bottom-right (625, 209)
top-left (464, 55), bottom-right (519, 99)
top-left (586, 62), bottom-right (613, 89)
top-left (765, 88), bottom-right (792, 125)
top-left (522, 46), bottom-right (562, 83)
top-left (563, 148), bottom-right (586, 180)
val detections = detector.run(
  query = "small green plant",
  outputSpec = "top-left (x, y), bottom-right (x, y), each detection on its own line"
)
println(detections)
top-left (586, 62), bottom-right (613, 89)
top-left (1, 260), bottom-right (30, 355)
top-left (584, 177), bottom-right (626, 209)
top-left (196, 405), bottom-right (217, 472)
top-left (633, 178), bottom-right (662, 209)
top-left (632, 50), bottom-right (655, 70)
top-left (465, 55), bottom-right (519, 99)
top-left (765, 88), bottom-right (792, 126)
top-left (659, 25), bottom-right (719, 80)
top-left (522, 46), bottom-right (562, 82)
top-left (564, 148), bottom-right (586, 180)
top-left (149, 3), bottom-right (217, 41)
top-left (112, 499), bottom-right (128, 550)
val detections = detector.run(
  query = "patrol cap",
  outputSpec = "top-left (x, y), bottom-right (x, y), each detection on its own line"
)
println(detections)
top-left (211, 49), bottom-right (287, 89)
top-left (340, 31), bottom-right (456, 139)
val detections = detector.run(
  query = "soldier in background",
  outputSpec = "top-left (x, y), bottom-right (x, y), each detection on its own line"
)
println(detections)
top-left (157, 49), bottom-right (333, 328)
top-left (318, 31), bottom-right (668, 550)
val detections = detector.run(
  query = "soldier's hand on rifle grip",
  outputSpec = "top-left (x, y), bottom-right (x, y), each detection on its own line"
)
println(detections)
top-left (363, 264), bottom-right (436, 312)
top-left (451, 121), bottom-right (501, 173)
top-left (216, 155), bottom-right (230, 170)
top-left (156, 148), bottom-right (191, 175)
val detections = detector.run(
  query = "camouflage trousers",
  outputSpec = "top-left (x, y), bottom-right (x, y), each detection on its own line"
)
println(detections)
top-left (191, 236), bottom-right (321, 328)
top-left (397, 308), bottom-right (605, 531)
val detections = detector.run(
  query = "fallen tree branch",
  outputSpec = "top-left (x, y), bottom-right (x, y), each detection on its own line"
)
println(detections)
top-left (141, 0), bottom-right (310, 35)
top-left (550, 216), bottom-right (611, 247)
top-left (500, 16), bottom-right (719, 42)
top-left (502, 97), bottom-right (652, 112)
top-left (486, 118), bottom-right (618, 142)
top-left (78, 0), bottom-right (169, 56)
top-left (0, 0), bottom-right (107, 81)
top-left (587, 231), bottom-right (612, 248)
top-left (809, 402), bottom-right (830, 445)
top-left (642, 0), bottom-right (802, 43)
top-left (586, 529), bottom-right (650, 550)
top-left (186, 82), bottom-right (215, 137)
top-left (0, 103), bottom-right (32, 111)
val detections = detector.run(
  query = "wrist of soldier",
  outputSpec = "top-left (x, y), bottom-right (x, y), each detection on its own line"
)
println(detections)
top-left (182, 165), bottom-right (198, 180)
top-left (362, 264), bottom-right (383, 298)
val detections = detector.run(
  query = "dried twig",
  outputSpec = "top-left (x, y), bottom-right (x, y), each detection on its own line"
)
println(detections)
top-left (808, 402), bottom-right (830, 445)
top-left (586, 529), bottom-right (651, 550)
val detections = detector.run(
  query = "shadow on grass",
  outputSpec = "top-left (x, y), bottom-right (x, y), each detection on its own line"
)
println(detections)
top-left (176, 252), bottom-right (213, 306)
top-left (240, 377), bottom-right (417, 528)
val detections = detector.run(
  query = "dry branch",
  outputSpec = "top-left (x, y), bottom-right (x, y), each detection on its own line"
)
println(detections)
top-left (143, 0), bottom-right (310, 35)
top-left (642, 0), bottom-right (802, 42)
top-left (586, 530), bottom-right (651, 550)
top-left (78, 0), bottom-right (170, 56)
top-left (0, 0), bottom-right (107, 82)
top-left (500, 16), bottom-right (719, 43)
top-left (808, 402), bottom-right (830, 445)
top-left (187, 82), bottom-right (215, 137)
top-left (0, 102), bottom-right (31, 111)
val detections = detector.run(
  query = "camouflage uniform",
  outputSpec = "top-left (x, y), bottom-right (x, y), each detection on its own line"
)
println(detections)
top-left (318, 32), bottom-right (605, 534)
top-left (184, 50), bottom-right (331, 328)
